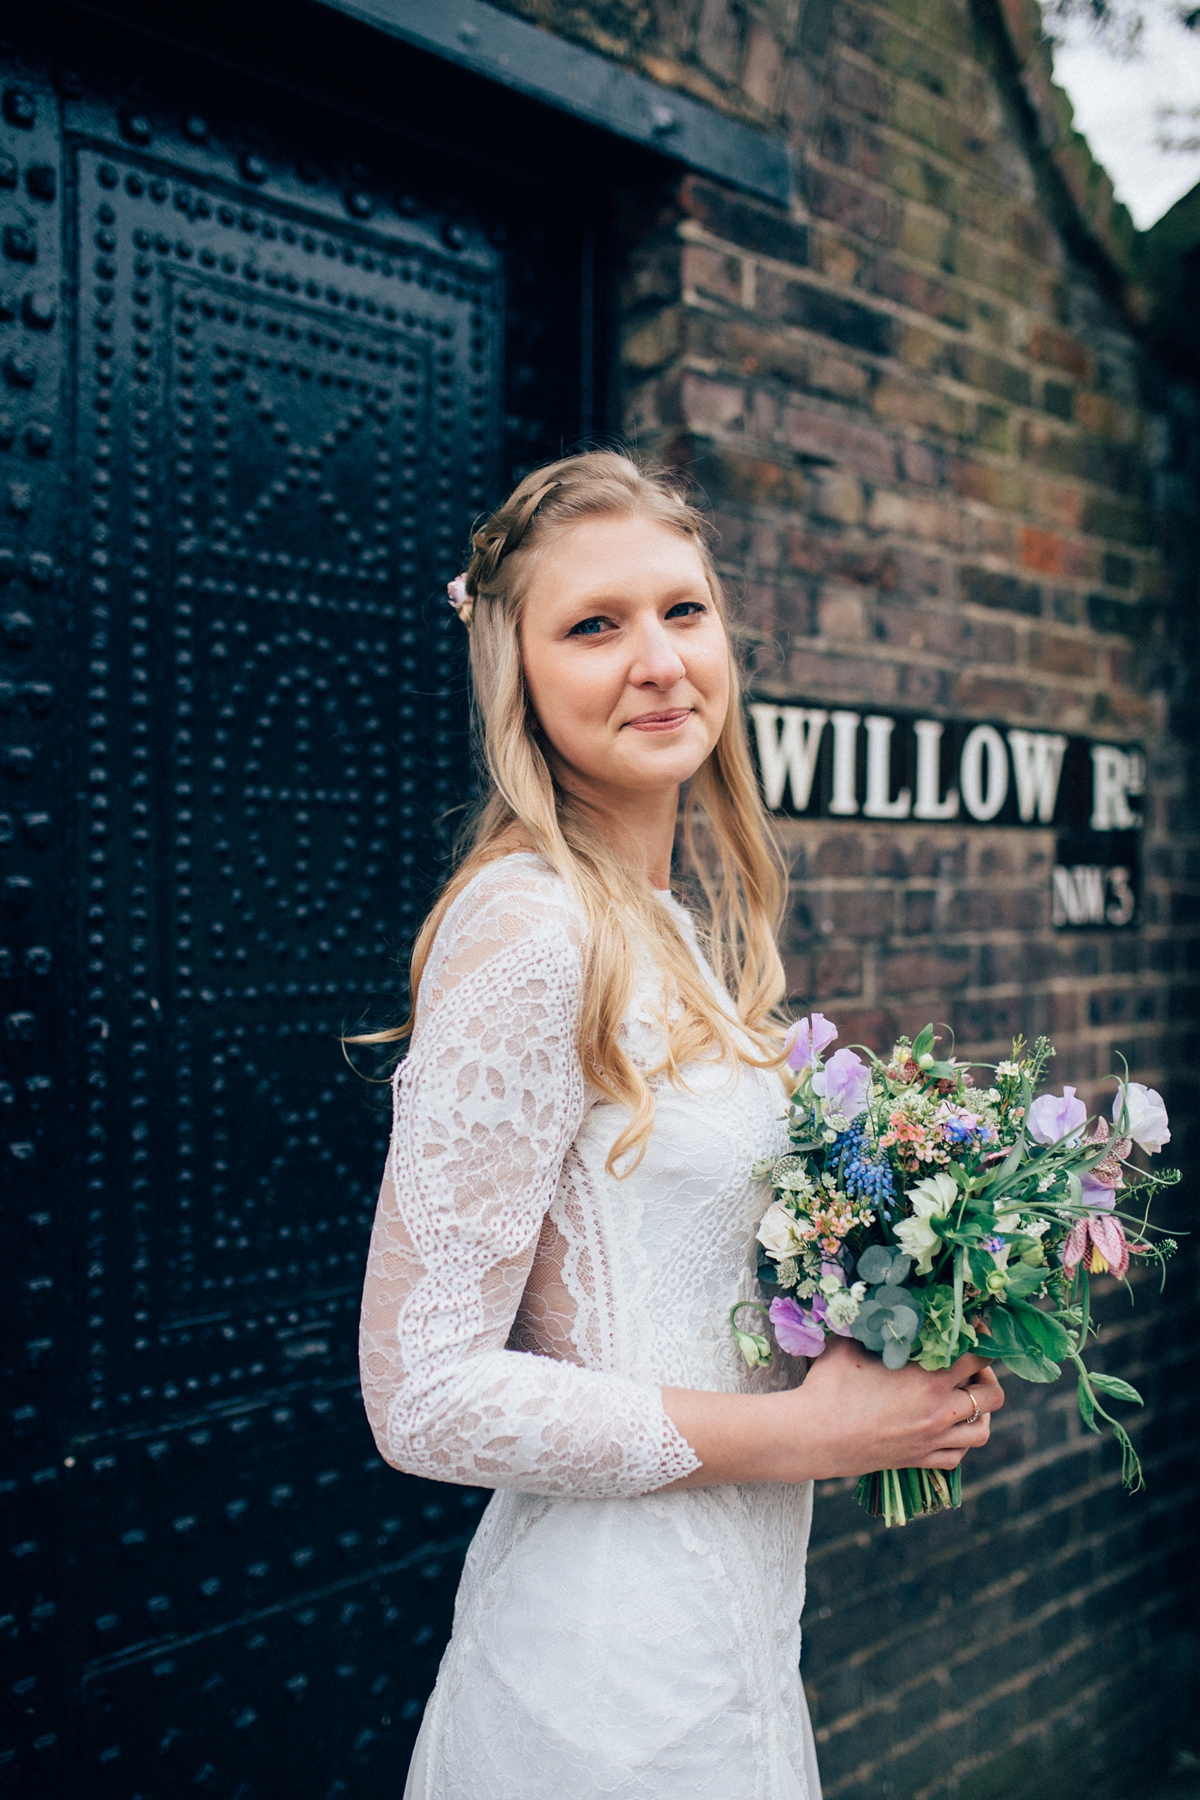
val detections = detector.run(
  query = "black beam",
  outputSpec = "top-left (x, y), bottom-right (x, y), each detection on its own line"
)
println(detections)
top-left (311, 0), bottom-right (793, 205)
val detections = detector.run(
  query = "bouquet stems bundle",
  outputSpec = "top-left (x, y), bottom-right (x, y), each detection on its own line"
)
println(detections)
top-left (734, 1017), bottom-right (1178, 1524)
top-left (855, 1465), bottom-right (961, 1528)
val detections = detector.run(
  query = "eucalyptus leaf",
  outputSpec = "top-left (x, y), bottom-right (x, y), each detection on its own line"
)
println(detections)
top-left (857, 1245), bottom-right (895, 1286)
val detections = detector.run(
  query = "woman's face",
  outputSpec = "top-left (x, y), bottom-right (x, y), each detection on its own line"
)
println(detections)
top-left (518, 513), bottom-right (731, 804)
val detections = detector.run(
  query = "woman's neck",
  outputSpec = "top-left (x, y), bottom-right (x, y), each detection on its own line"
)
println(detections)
top-left (557, 772), bottom-right (679, 890)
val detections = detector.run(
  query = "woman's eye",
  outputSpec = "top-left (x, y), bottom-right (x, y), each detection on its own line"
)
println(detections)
top-left (665, 601), bottom-right (705, 620)
top-left (567, 615), bottom-right (611, 637)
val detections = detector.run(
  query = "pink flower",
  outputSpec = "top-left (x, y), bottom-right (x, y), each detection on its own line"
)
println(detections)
top-left (1080, 1118), bottom-right (1129, 1207)
top-left (1062, 1212), bottom-right (1130, 1280)
top-left (769, 1296), bottom-right (827, 1358)
top-left (785, 1012), bottom-right (838, 1072)
top-left (446, 573), bottom-right (470, 610)
top-left (1027, 1085), bottom-right (1088, 1146)
top-left (813, 1047), bottom-right (871, 1121)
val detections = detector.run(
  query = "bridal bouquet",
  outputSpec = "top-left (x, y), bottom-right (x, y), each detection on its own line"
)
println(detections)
top-left (731, 1016), bottom-right (1179, 1526)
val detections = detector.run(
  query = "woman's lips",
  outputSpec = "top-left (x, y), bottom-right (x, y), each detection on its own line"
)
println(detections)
top-left (624, 708), bottom-right (693, 733)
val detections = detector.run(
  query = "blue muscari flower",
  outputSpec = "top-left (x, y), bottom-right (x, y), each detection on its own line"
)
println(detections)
top-left (831, 1119), bottom-right (895, 1213)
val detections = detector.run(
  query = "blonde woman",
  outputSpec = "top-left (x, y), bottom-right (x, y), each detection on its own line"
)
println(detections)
top-left (357, 451), bottom-right (1002, 1800)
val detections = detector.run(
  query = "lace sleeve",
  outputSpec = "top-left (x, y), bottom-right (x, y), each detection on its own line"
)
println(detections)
top-left (358, 857), bottom-right (700, 1498)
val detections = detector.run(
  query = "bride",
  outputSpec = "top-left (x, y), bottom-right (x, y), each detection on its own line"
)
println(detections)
top-left (357, 451), bottom-right (1003, 1800)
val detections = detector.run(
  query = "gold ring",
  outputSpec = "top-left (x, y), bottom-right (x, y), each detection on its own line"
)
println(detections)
top-left (963, 1395), bottom-right (981, 1428)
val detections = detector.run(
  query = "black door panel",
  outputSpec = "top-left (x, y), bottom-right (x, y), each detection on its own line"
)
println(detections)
top-left (0, 9), bottom-right (597, 1792)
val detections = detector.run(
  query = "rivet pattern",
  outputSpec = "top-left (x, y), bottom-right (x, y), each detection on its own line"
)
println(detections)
top-left (0, 56), bottom-right (63, 1787)
top-left (1, 24), bottom-right (592, 1795)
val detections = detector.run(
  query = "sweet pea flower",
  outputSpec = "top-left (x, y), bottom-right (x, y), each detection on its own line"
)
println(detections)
top-left (1113, 1082), bottom-right (1170, 1154)
top-left (769, 1295), bottom-right (827, 1358)
top-left (1062, 1212), bottom-right (1130, 1280)
top-left (892, 1170), bottom-right (957, 1275)
top-left (785, 1012), bottom-right (838, 1072)
top-left (1027, 1085), bottom-right (1088, 1146)
top-left (812, 1048), bottom-right (871, 1121)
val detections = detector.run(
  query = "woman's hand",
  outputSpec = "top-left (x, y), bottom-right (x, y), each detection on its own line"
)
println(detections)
top-left (662, 1340), bottom-right (1004, 1489)
top-left (787, 1336), bottom-right (1004, 1477)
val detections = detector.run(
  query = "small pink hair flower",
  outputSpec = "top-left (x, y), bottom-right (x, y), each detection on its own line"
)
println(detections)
top-left (446, 573), bottom-right (473, 628)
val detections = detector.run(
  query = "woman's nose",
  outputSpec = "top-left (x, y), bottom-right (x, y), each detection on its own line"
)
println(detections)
top-left (628, 623), bottom-right (687, 690)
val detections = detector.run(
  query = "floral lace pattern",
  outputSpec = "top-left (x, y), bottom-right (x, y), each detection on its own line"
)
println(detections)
top-left (359, 855), bottom-right (700, 1496)
top-left (360, 854), bottom-right (818, 1800)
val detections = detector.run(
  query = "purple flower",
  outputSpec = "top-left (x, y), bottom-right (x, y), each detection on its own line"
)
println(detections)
top-left (785, 1012), bottom-right (838, 1072)
top-left (1080, 1172), bottom-right (1117, 1211)
top-left (813, 1047), bottom-right (871, 1121)
top-left (1027, 1085), bottom-right (1087, 1146)
top-left (769, 1296), bottom-right (827, 1358)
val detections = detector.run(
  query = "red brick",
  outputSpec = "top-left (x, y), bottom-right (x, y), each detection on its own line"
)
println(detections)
top-left (741, 23), bottom-right (782, 111)
top-left (682, 242), bottom-right (745, 307)
top-left (1027, 630), bottom-right (1098, 678)
top-left (680, 369), bottom-right (744, 432)
top-left (952, 671), bottom-right (1041, 715)
top-left (781, 406), bottom-right (896, 481)
top-left (784, 647), bottom-right (900, 701)
top-left (878, 944), bottom-right (972, 992)
top-left (951, 459), bottom-right (1028, 510)
top-left (814, 832), bottom-right (867, 876)
top-left (1019, 525), bottom-right (1099, 581)
top-left (1027, 323), bottom-right (1093, 380)
top-left (831, 49), bottom-right (889, 119)
top-left (805, 167), bottom-right (896, 244)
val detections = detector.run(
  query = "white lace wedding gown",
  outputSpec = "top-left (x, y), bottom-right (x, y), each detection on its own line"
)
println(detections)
top-left (359, 853), bottom-right (820, 1800)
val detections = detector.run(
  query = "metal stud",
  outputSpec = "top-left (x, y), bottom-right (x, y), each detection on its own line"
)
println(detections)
top-left (1, 89), bottom-right (35, 129)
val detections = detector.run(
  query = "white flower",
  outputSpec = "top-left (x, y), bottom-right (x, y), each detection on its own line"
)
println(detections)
top-left (772, 1156), bottom-right (814, 1194)
top-left (775, 1257), bottom-right (799, 1288)
top-left (985, 1088), bottom-right (1000, 1103)
top-left (996, 1061), bottom-right (1020, 1078)
top-left (756, 1200), bottom-right (810, 1261)
top-left (893, 1171), bottom-right (957, 1275)
top-left (825, 1286), bottom-right (863, 1328)
top-left (1113, 1082), bottom-right (1170, 1154)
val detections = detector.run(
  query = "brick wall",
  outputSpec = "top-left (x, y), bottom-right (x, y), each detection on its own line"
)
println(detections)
top-left (494, 0), bottom-right (1200, 1794)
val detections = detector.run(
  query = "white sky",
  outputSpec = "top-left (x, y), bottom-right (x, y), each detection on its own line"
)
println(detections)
top-left (1046, 3), bottom-right (1200, 229)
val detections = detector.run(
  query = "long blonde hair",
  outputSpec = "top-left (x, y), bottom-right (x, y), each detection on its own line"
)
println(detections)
top-left (358, 450), bottom-right (789, 1171)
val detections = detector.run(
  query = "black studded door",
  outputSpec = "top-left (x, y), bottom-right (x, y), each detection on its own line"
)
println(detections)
top-left (0, 7), bottom-right (600, 1794)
